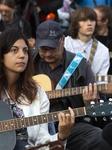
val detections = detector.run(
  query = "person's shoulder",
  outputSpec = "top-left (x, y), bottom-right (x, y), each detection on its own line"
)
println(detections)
top-left (37, 85), bottom-right (44, 93)
top-left (16, 13), bottom-right (30, 24)
top-left (20, 17), bottom-right (30, 25)
top-left (65, 49), bottom-right (76, 57)
top-left (65, 35), bottom-right (72, 41)
top-left (83, 58), bottom-right (90, 66)
top-left (97, 40), bottom-right (108, 49)
top-left (37, 85), bottom-right (48, 98)
top-left (97, 40), bottom-right (109, 53)
top-left (64, 36), bottom-right (75, 48)
top-left (65, 36), bottom-right (77, 44)
top-left (65, 50), bottom-right (87, 66)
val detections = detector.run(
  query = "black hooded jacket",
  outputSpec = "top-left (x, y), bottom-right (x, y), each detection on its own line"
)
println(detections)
top-left (96, 27), bottom-right (112, 74)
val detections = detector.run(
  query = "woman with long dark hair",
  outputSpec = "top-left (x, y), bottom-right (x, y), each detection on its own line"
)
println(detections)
top-left (0, 28), bottom-right (75, 150)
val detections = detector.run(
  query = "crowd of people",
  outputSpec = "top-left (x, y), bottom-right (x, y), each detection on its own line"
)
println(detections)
top-left (1, 0), bottom-right (112, 150)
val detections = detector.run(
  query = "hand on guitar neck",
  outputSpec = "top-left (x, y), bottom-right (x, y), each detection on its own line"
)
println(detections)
top-left (83, 83), bottom-right (98, 106)
top-left (98, 81), bottom-right (112, 95)
top-left (58, 107), bottom-right (75, 142)
top-left (33, 74), bottom-right (112, 107)
top-left (83, 82), bottom-right (112, 106)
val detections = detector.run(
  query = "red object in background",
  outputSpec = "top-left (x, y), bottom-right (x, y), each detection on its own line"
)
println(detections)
top-left (46, 12), bottom-right (55, 21)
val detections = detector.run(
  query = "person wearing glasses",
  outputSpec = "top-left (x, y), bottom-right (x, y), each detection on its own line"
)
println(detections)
top-left (33, 20), bottom-right (112, 150)
top-left (0, 0), bottom-right (35, 47)
top-left (94, 4), bottom-right (112, 75)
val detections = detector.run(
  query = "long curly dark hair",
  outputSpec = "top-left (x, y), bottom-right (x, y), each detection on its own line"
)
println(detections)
top-left (0, 28), bottom-right (38, 104)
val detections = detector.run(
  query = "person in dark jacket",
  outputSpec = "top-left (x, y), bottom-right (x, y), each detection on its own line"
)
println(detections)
top-left (94, 4), bottom-right (112, 75)
top-left (36, 0), bottom-right (63, 23)
top-left (0, 0), bottom-right (35, 47)
top-left (21, 0), bottom-right (63, 38)
top-left (32, 20), bottom-right (112, 150)
top-left (23, 0), bottom-right (63, 23)
top-left (94, 4), bottom-right (112, 103)
top-left (102, 122), bottom-right (112, 148)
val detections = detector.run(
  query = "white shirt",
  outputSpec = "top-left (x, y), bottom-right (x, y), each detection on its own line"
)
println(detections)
top-left (2, 86), bottom-right (67, 148)
top-left (64, 36), bottom-right (110, 76)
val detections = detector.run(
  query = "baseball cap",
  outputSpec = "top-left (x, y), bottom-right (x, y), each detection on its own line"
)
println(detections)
top-left (35, 20), bottom-right (63, 48)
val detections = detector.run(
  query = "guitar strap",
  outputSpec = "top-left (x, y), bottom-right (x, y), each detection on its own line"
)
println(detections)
top-left (88, 38), bottom-right (98, 66)
top-left (55, 53), bottom-right (83, 90)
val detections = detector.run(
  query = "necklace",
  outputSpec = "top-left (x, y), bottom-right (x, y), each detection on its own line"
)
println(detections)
top-left (76, 39), bottom-right (92, 53)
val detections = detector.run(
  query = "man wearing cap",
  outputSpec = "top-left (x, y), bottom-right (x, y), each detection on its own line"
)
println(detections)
top-left (33, 20), bottom-right (112, 150)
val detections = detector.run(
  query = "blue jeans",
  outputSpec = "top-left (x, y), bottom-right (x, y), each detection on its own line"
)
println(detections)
top-left (14, 122), bottom-right (56, 150)
top-left (66, 122), bottom-right (112, 150)
top-left (14, 140), bottom-right (29, 150)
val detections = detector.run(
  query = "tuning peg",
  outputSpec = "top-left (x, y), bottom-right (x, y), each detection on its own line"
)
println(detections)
top-left (99, 100), bottom-right (104, 106)
top-left (99, 100), bottom-right (104, 103)
top-left (109, 98), bottom-right (112, 101)
top-left (103, 117), bottom-right (107, 121)
top-left (90, 101), bottom-right (95, 104)
top-left (95, 117), bottom-right (97, 122)
top-left (110, 116), bottom-right (112, 120)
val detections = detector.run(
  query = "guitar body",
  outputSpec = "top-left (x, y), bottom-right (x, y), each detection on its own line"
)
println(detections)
top-left (0, 101), bottom-right (16, 150)
top-left (33, 74), bottom-right (53, 91)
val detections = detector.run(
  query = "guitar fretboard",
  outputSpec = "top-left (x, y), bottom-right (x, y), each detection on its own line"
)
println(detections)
top-left (46, 83), bottom-right (107, 99)
top-left (95, 75), bottom-right (112, 82)
top-left (0, 107), bottom-right (86, 133)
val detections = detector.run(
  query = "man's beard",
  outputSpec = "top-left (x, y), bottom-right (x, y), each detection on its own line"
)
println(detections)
top-left (2, 12), bottom-right (14, 22)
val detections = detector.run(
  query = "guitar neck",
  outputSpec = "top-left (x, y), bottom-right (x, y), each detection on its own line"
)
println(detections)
top-left (110, 52), bottom-right (112, 58)
top-left (46, 83), bottom-right (107, 99)
top-left (0, 107), bottom-right (86, 133)
top-left (95, 75), bottom-right (112, 82)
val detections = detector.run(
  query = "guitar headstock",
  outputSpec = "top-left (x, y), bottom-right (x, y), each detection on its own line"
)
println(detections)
top-left (86, 101), bottom-right (112, 117)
